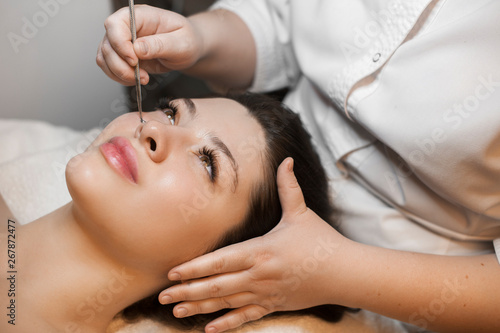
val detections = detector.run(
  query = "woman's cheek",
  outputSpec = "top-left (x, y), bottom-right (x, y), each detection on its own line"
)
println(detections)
top-left (86, 113), bottom-right (139, 149)
top-left (170, 178), bottom-right (218, 226)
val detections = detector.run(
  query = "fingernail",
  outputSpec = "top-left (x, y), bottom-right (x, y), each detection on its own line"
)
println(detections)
top-left (288, 158), bottom-right (294, 172)
top-left (176, 307), bottom-right (188, 317)
top-left (206, 327), bottom-right (217, 333)
top-left (169, 272), bottom-right (181, 281)
top-left (160, 295), bottom-right (172, 304)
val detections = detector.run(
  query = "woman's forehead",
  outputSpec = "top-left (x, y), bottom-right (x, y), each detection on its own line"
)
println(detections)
top-left (189, 98), bottom-right (265, 154)
top-left (190, 97), bottom-right (267, 191)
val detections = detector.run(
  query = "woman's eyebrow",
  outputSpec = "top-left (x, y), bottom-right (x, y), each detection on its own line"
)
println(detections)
top-left (182, 98), bottom-right (197, 119)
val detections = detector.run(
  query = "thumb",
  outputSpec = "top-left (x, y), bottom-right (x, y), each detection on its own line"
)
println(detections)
top-left (277, 157), bottom-right (307, 217)
top-left (134, 34), bottom-right (168, 60)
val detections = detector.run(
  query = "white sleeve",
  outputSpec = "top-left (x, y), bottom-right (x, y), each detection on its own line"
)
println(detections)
top-left (210, 0), bottom-right (300, 92)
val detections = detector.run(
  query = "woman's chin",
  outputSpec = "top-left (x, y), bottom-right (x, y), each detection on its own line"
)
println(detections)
top-left (66, 150), bottom-right (100, 201)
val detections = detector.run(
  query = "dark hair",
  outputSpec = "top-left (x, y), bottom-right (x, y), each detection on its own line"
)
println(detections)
top-left (119, 93), bottom-right (352, 329)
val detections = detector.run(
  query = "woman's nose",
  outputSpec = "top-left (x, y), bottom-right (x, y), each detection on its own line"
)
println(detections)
top-left (137, 116), bottom-right (190, 163)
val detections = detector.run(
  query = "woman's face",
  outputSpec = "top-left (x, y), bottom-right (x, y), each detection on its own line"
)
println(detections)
top-left (66, 98), bottom-right (266, 272)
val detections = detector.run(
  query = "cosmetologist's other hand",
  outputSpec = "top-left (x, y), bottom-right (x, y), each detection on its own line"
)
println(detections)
top-left (97, 5), bottom-right (204, 86)
top-left (159, 158), bottom-right (351, 333)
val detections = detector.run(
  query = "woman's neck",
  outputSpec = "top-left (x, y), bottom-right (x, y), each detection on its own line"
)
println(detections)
top-left (13, 203), bottom-right (171, 332)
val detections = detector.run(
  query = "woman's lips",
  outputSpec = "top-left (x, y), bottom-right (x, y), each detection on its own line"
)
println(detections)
top-left (100, 137), bottom-right (139, 184)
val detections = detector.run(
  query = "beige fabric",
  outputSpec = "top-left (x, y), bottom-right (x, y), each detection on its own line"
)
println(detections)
top-left (0, 119), bottom-right (99, 224)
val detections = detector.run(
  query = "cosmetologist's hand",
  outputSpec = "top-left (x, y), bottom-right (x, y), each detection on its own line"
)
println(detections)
top-left (159, 158), bottom-right (351, 333)
top-left (96, 5), bottom-right (204, 86)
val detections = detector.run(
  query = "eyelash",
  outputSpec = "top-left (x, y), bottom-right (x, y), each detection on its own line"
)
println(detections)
top-left (157, 97), bottom-right (218, 182)
top-left (198, 147), bottom-right (218, 182)
top-left (156, 97), bottom-right (178, 125)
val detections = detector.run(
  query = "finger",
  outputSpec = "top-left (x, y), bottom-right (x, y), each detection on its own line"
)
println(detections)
top-left (131, 5), bottom-right (186, 61)
top-left (134, 33), bottom-right (181, 61)
top-left (160, 271), bottom-right (253, 303)
top-left (98, 59), bottom-right (133, 86)
top-left (134, 29), bottom-right (196, 67)
top-left (204, 305), bottom-right (270, 333)
top-left (97, 39), bottom-right (134, 86)
top-left (171, 292), bottom-right (256, 318)
top-left (140, 59), bottom-right (169, 75)
top-left (167, 240), bottom-right (256, 281)
top-left (101, 38), bottom-right (143, 85)
top-left (104, 8), bottom-right (138, 67)
top-left (277, 158), bottom-right (307, 217)
top-left (138, 67), bottom-right (150, 84)
top-left (134, 5), bottom-right (184, 37)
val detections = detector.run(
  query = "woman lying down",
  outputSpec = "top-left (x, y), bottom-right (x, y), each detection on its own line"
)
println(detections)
top-left (0, 93), bottom-right (396, 332)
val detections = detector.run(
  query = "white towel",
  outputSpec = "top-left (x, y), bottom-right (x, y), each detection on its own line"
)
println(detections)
top-left (0, 119), bottom-right (100, 224)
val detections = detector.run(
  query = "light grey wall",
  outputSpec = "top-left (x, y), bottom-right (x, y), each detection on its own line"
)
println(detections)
top-left (1, 0), bottom-right (125, 130)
